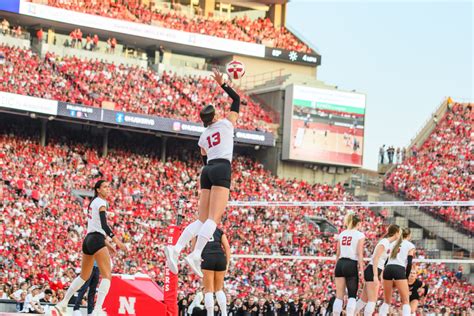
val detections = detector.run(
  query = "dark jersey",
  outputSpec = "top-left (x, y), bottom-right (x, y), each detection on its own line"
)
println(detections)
top-left (290, 302), bottom-right (303, 316)
top-left (278, 301), bottom-right (291, 316)
top-left (257, 303), bottom-right (270, 316)
top-left (409, 279), bottom-right (428, 301)
top-left (202, 227), bottom-right (225, 255)
top-left (229, 304), bottom-right (245, 316)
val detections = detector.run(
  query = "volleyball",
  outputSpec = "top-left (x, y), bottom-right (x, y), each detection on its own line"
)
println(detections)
top-left (226, 60), bottom-right (245, 80)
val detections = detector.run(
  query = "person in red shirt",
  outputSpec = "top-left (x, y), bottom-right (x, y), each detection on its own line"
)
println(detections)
top-left (36, 28), bottom-right (44, 42)
top-left (92, 34), bottom-right (99, 51)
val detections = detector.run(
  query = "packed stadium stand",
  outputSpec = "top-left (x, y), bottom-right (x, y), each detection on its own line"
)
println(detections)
top-left (0, 44), bottom-right (273, 131)
top-left (384, 103), bottom-right (473, 235)
top-left (26, 0), bottom-right (312, 53)
top-left (0, 121), bottom-right (472, 313)
top-left (0, 0), bottom-right (472, 314)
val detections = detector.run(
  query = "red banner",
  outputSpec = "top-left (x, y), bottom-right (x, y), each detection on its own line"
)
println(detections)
top-left (164, 225), bottom-right (181, 316)
top-left (103, 274), bottom-right (166, 315)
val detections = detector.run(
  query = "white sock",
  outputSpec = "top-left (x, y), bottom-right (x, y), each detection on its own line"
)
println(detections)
top-left (175, 220), bottom-right (203, 253)
top-left (411, 314), bottom-right (416, 316)
top-left (204, 292), bottom-right (214, 316)
top-left (193, 219), bottom-right (217, 258)
top-left (355, 299), bottom-right (367, 314)
top-left (333, 298), bottom-right (343, 316)
top-left (364, 302), bottom-right (376, 316)
top-left (379, 303), bottom-right (390, 316)
top-left (402, 304), bottom-right (411, 316)
top-left (61, 276), bottom-right (86, 305)
top-left (215, 290), bottom-right (227, 316)
top-left (346, 298), bottom-right (356, 316)
top-left (94, 279), bottom-right (111, 311)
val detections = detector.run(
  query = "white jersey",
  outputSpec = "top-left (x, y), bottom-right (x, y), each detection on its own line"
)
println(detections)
top-left (86, 197), bottom-right (108, 236)
top-left (370, 238), bottom-right (396, 270)
top-left (198, 119), bottom-right (234, 163)
top-left (337, 229), bottom-right (365, 261)
top-left (387, 240), bottom-right (415, 267)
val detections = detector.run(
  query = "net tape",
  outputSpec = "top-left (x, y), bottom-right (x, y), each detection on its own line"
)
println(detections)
top-left (232, 255), bottom-right (474, 264)
top-left (228, 201), bottom-right (474, 207)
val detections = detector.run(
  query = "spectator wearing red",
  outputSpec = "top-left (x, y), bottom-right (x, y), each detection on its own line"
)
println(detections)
top-left (36, 28), bottom-right (44, 42)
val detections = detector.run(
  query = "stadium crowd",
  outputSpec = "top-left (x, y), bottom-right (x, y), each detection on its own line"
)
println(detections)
top-left (384, 103), bottom-right (473, 235)
top-left (0, 127), bottom-right (472, 314)
top-left (0, 44), bottom-right (272, 131)
top-left (26, 0), bottom-right (312, 53)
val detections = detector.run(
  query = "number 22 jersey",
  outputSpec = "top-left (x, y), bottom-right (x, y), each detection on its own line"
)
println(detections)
top-left (198, 118), bottom-right (234, 163)
top-left (338, 229), bottom-right (366, 261)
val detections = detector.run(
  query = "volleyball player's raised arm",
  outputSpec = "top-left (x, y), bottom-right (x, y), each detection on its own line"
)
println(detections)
top-left (211, 68), bottom-right (240, 126)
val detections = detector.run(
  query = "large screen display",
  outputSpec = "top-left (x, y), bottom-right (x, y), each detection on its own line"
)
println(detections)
top-left (0, 0), bottom-right (20, 13)
top-left (282, 85), bottom-right (366, 167)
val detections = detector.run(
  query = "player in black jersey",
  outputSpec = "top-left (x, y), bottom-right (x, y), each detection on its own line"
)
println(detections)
top-left (408, 270), bottom-right (428, 315)
top-left (192, 226), bottom-right (231, 316)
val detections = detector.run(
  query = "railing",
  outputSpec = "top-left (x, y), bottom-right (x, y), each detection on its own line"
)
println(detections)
top-left (238, 68), bottom-right (286, 90)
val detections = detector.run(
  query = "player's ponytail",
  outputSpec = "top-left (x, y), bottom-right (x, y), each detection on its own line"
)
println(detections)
top-left (390, 227), bottom-right (411, 259)
top-left (344, 212), bottom-right (360, 230)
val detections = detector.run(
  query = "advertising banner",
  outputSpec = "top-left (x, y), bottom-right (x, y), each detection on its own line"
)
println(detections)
top-left (163, 225), bottom-right (181, 316)
top-left (265, 47), bottom-right (321, 66)
top-left (103, 274), bottom-right (166, 316)
top-left (57, 102), bottom-right (102, 121)
top-left (0, 91), bottom-right (58, 115)
top-left (0, 93), bottom-right (275, 146)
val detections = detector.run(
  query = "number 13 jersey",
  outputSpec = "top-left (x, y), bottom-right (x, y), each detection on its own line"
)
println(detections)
top-left (338, 229), bottom-right (366, 261)
top-left (198, 118), bottom-right (234, 163)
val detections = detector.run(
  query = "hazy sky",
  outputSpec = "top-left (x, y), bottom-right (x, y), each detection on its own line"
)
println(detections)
top-left (286, 0), bottom-right (473, 170)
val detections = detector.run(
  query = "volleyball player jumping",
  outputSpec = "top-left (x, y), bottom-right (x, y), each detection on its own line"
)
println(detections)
top-left (333, 213), bottom-right (365, 316)
top-left (51, 180), bottom-right (127, 316)
top-left (355, 224), bottom-right (400, 316)
top-left (165, 68), bottom-right (240, 277)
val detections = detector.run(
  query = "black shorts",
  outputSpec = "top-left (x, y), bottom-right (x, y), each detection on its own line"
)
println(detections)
top-left (409, 293), bottom-right (420, 302)
top-left (364, 264), bottom-right (382, 282)
top-left (335, 258), bottom-right (358, 278)
top-left (201, 253), bottom-right (227, 271)
top-left (200, 159), bottom-right (231, 190)
top-left (82, 232), bottom-right (106, 255)
top-left (383, 264), bottom-right (407, 280)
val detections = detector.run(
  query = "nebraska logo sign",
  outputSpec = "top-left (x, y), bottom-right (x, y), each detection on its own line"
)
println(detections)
top-left (119, 296), bottom-right (136, 314)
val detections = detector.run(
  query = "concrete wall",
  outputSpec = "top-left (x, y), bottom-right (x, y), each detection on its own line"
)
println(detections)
top-left (0, 34), bottom-right (30, 49)
top-left (40, 44), bottom-right (148, 68)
